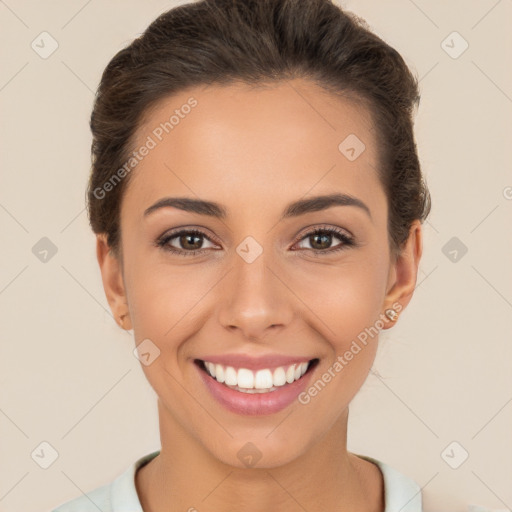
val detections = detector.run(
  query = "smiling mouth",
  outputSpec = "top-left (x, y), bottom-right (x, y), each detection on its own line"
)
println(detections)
top-left (195, 358), bottom-right (319, 394)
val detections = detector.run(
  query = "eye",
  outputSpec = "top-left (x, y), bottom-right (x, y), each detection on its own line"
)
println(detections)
top-left (292, 226), bottom-right (355, 254)
top-left (156, 228), bottom-right (219, 256)
top-left (155, 225), bottom-right (355, 257)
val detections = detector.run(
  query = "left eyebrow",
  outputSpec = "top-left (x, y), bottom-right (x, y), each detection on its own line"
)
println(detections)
top-left (143, 192), bottom-right (372, 222)
top-left (282, 193), bottom-right (372, 221)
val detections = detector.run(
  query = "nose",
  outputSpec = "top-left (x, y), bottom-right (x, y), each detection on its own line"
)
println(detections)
top-left (217, 249), bottom-right (294, 342)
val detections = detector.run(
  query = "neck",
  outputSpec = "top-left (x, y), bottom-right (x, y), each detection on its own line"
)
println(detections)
top-left (135, 401), bottom-right (383, 512)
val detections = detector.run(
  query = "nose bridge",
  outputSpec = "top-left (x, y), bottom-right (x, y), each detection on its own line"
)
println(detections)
top-left (217, 240), bottom-right (292, 339)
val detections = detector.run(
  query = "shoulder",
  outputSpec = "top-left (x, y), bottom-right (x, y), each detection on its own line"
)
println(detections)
top-left (354, 453), bottom-right (423, 512)
top-left (51, 451), bottom-right (161, 512)
top-left (51, 481), bottom-right (112, 512)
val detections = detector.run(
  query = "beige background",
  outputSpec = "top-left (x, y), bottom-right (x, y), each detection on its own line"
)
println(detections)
top-left (1, 1), bottom-right (511, 511)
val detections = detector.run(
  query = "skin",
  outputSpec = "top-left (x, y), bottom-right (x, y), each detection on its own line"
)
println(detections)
top-left (96, 78), bottom-right (423, 512)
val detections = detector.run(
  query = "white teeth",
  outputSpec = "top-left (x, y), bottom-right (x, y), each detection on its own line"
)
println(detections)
top-left (203, 360), bottom-right (312, 392)
top-left (285, 364), bottom-right (296, 384)
top-left (215, 364), bottom-right (225, 383)
top-left (254, 369), bottom-right (273, 389)
top-left (225, 366), bottom-right (237, 386)
top-left (273, 367), bottom-right (287, 386)
top-left (237, 368), bottom-right (254, 388)
top-left (207, 362), bottom-right (216, 377)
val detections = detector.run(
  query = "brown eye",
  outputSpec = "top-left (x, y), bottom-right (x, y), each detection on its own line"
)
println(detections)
top-left (156, 229), bottom-right (218, 256)
top-left (308, 232), bottom-right (335, 250)
top-left (293, 227), bottom-right (355, 254)
top-left (178, 232), bottom-right (204, 250)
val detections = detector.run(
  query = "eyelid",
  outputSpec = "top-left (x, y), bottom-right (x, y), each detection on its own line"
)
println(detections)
top-left (290, 226), bottom-right (355, 255)
top-left (158, 226), bottom-right (221, 245)
top-left (291, 223), bottom-right (353, 245)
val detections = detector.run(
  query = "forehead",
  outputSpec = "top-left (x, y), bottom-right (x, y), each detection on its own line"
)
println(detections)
top-left (123, 79), bottom-right (384, 220)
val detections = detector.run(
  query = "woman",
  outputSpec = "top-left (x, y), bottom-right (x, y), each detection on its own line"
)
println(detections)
top-left (53, 0), bottom-right (431, 510)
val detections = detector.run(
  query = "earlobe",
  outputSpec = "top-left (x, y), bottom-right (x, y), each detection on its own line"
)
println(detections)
top-left (381, 220), bottom-right (423, 329)
top-left (96, 234), bottom-right (132, 330)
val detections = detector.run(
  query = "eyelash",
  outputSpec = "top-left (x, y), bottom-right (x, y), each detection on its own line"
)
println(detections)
top-left (155, 226), bottom-right (356, 257)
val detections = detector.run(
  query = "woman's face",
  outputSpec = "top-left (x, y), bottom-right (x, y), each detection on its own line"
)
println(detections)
top-left (98, 79), bottom-right (421, 468)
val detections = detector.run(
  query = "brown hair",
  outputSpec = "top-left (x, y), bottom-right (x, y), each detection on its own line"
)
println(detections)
top-left (87, 0), bottom-right (431, 259)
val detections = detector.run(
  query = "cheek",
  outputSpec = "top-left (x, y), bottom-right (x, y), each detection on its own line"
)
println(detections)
top-left (319, 280), bottom-right (382, 348)
top-left (127, 261), bottom-right (208, 338)
top-left (296, 261), bottom-right (388, 416)
top-left (295, 255), bottom-right (388, 344)
top-left (124, 261), bottom-right (211, 398)
top-left (126, 249), bottom-right (389, 345)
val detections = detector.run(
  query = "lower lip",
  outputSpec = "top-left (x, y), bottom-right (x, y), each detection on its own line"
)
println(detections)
top-left (196, 360), bottom-right (317, 416)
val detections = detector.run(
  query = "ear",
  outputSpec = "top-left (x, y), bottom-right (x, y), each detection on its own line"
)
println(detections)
top-left (381, 219), bottom-right (423, 329)
top-left (96, 234), bottom-right (132, 330)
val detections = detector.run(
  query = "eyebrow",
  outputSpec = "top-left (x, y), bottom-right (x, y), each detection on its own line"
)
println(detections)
top-left (143, 193), bottom-right (372, 221)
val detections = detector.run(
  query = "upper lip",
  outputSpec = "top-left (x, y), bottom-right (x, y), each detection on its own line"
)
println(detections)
top-left (196, 354), bottom-right (317, 371)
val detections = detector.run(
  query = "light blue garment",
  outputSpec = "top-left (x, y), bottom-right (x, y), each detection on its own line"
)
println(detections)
top-left (52, 450), bottom-right (422, 511)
